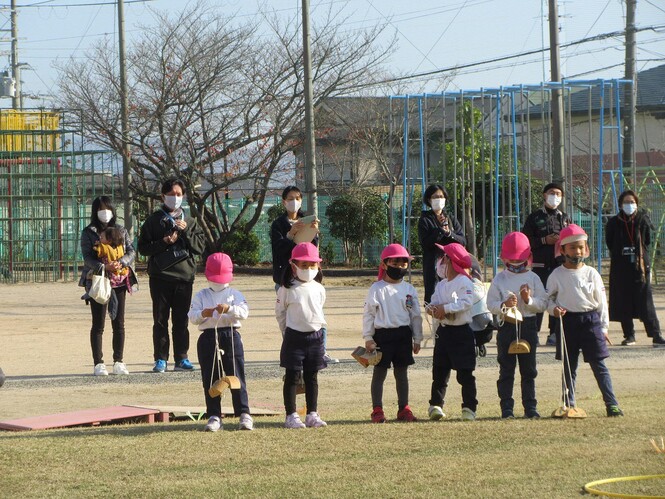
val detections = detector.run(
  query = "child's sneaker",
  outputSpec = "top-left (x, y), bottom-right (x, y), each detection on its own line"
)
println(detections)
top-left (396, 405), bottom-right (417, 422)
top-left (112, 362), bottom-right (129, 375)
top-left (305, 412), bottom-right (327, 428)
top-left (239, 413), bottom-right (254, 430)
top-left (152, 359), bottom-right (167, 373)
top-left (93, 363), bottom-right (108, 376)
top-left (546, 333), bottom-right (557, 346)
top-left (461, 407), bottom-right (476, 421)
top-left (204, 416), bottom-right (222, 432)
top-left (285, 412), bottom-right (306, 429)
top-left (606, 405), bottom-right (624, 417)
top-left (428, 405), bottom-right (445, 421)
top-left (174, 359), bottom-right (195, 371)
top-left (371, 406), bottom-right (386, 423)
top-left (323, 352), bottom-right (339, 363)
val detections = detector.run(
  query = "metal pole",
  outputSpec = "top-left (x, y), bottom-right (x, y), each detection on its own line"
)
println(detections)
top-left (10, 0), bottom-right (21, 110)
top-left (623, 0), bottom-right (637, 185)
top-left (548, 0), bottom-right (565, 186)
top-left (118, 0), bottom-right (133, 237)
top-left (302, 0), bottom-right (318, 217)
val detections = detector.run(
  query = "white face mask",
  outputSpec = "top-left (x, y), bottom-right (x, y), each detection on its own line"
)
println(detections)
top-left (546, 194), bottom-right (561, 210)
top-left (208, 281), bottom-right (227, 292)
top-left (285, 199), bottom-right (302, 214)
top-left (164, 195), bottom-right (183, 211)
top-left (436, 259), bottom-right (448, 279)
top-left (295, 266), bottom-right (318, 282)
top-left (622, 203), bottom-right (637, 216)
top-left (430, 198), bottom-right (446, 212)
top-left (97, 209), bottom-right (113, 224)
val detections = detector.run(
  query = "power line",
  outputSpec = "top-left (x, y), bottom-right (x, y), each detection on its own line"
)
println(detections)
top-left (0, 0), bottom-right (152, 7)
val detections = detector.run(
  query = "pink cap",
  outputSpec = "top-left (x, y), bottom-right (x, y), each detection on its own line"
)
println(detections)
top-left (437, 242), bottom-right (472, 277)
top-left (291, 242), bottom-right (322, 262)
top-left (205, 252), bottom-right (233, 284)
top-left (555, 223), bottom-right (589, 257)
top-left (378, 243), bottom-right (412, 280)
top-left (500, 232), bottom-right (532, 264)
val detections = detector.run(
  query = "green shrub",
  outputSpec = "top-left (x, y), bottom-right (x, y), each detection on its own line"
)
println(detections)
top-left (217, 224), bottom-right (260, 265)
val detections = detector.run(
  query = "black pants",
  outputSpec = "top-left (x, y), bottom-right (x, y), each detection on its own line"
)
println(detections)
top-left (533, 266), bottom-right (560, 337)
top-left (620, 317), bottom-right (662, 339)
top-left (283, 369), bottom-right (318, 415)
top-left (149, 277), bottom-right (192, 362)
top-left (197, 328), bottom-right (250, 418)
top-left (89, 286), bottom-right (127, 365)
top-left (496, 317), bottom-right (538, 414)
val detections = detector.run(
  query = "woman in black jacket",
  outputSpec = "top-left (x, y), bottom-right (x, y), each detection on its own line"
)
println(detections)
top-left (417, 184), bottom-right (466, 303)
top-left (79, 196), bottom-right (138, 376)
top-left (606, 189), bottom-right (665, 347)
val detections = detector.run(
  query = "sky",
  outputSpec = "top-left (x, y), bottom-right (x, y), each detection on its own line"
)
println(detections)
top-left (0, 0), bottom-right (663, 107)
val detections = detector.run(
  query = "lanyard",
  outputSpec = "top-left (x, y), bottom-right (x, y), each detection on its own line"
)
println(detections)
top-left (621, 215), bottom-right (635, 247)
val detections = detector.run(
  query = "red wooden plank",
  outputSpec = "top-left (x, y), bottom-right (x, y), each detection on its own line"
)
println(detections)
top-left (0, 406), bottom-right (160, 431)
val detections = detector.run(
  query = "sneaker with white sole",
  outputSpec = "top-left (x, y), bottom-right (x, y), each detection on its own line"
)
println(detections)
top-left (461, 407), bottom-right (476, 421)
top-left (305, 412), bottom-right (327, 428)
top-left (174, 358), bottom-right (195, 371)
top-left (153, 359), bottom-right (167, 373)
top-left (428, 405), bottom-right (445, 421)
top-left (285, 412), bottom-right (306, 429)
top-left (112, 362), bottom-right (129, 375)
top-left (323, 352), bottom-right (339, 364)
top-left (93, 363), bottom-right (109, 376)
top-left (239, 413), bottom-right (254, 431)
top-left (204, 416), bottom-right (222, 432)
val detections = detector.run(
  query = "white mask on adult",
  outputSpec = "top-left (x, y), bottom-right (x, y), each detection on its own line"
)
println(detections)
top-left (622, 203), bottom-right (637, 216)
top-left (430, 198), bottom-right (446, 212)
top-left (295, 267), bottom-right (318, 282)
top-left (97, 209), bottom-right (113, 224)
top-left (546, 194), bottom-right (561, 210)
top-left (285, 199), bottom-right (302, 214)
top-left (164, 195), bottom-right (183, 211)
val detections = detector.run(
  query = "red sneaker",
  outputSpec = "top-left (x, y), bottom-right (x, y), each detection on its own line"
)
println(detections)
top-left (371, 406), bottom-right (386, 423)
top-left (397, 405), bottom-right (417, 422)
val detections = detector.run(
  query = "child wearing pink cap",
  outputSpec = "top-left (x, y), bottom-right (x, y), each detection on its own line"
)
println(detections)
top-left (188, 252), bottom-right (253, 432)
top-left (275, 242), bottom-right (328, 429)
top-left (487, 232), bottom-right (548, 419)
top-left (426, 242), bottom-right (478, 421)
top-left (363, 244), bottom-right (423, 423)
top-left (547, 224), bottom-right (623, 417)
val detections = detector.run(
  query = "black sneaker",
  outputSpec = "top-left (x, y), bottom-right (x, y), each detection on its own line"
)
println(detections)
top-left (606, 405), bottom-right (624, 417)
top-left (621, 336), bottom-right (636, 346)
top-left (501, 410), bottom-right (515, 419)
top-left (525, 410), bottom-right (541, 419)
top-left (653, 336), bottom-right (665, 348)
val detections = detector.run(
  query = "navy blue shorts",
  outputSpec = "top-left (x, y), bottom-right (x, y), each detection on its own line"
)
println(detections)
top-left (280, 327), bottom-right (327, 371)
top-left (557, 311), bottom-right (609, 362)
top-left (373, 326), bottom-right (415, 369)
top-left (433, 323), bottom-right (476, 371)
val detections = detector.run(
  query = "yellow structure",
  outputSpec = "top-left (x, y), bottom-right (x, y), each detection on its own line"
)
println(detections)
top-left (0, 110), bottom-right (60, 152)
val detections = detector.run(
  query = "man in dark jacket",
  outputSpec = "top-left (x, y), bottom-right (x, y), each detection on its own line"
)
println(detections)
top-left (138, 178), bottom-right (206, 373)
top-left (522, 182), bottom-right (571, 346)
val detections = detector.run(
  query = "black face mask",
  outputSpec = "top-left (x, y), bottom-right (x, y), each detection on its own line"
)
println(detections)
top-left (565, 255), bottom-right (584, 265)
top-left (386, 265), bottom-right (408, 280)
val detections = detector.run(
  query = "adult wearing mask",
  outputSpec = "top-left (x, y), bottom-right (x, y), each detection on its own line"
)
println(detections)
top-left (606, 190), bottom-right (665, 347)
top-left (270, 185), bottom-right (337, 363)
top-left (418, 184), bottom-right (466, 303)
top-left (79, 196), bottom-right (138, 376)
top-left (522, 182), bottom-right (571, 346)
top-left (138, 178), bottom-right (206, 373)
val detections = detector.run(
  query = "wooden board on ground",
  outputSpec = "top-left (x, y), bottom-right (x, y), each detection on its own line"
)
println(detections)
top-left (134, 404), bottom-right (280, 422)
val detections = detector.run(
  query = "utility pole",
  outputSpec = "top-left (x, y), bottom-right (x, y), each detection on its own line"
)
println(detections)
top-left (10, 0), bottom-right (21, 110)
top-left (301, 0), bottom-right (318, 217)
top-left (117, 0), bottom-right (133, 237)
top-left (623, 0), bottom-right (637, 184)
top-left (548, 0), bottom-right (565, 186)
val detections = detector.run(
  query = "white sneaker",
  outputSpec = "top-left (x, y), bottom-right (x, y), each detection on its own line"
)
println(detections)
top-left (323, 352), bottom-right (339, 363)
top-left (305, 411), bottom-right (327, 428)
top-left (93, 363), bottom-right (108, 376)
top-left (428, 405), bottom-right (445, 421)
top-left (461, 407), bottom-right (476, 421)
top-left (112, 362), bottom-right (129, 375)
top-left (204, 416), bottom-right (222, 432)
top-left (239, 413), bottom-right (254, 431)
top-left (285, 412), bottom-right (306, 429)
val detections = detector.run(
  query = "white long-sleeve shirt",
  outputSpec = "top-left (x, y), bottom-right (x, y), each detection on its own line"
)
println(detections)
top-left (546, 264), bottom-right (609, 333)
top-left (188, 285), bottom-right (249, 330)
top-left (362, 280), bottom-right (423, 343)
top-left (430, 274), bottom-right (474, 326)
top-left (275, 280), bottom-right (326, 333)
top-left (487, 270), bottom-right (548, 317)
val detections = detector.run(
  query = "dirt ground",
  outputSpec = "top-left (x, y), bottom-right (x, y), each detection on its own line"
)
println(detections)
top-left (1, 273), bottom-right (664, 422)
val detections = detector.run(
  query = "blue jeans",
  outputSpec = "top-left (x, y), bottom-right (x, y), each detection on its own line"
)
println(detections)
top-left (563, 355), bottom-right (618, 408)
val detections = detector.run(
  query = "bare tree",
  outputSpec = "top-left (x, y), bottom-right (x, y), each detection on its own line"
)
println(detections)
top-left (57, 1), bottom-right (394, 250)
